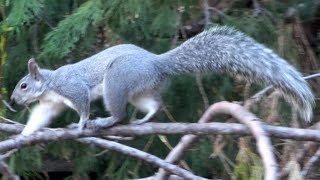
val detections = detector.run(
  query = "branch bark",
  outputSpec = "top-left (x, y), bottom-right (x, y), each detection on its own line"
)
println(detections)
top-left (214, 103), bottom-right (277, 180)
top-left (0, 161), bottom-right (16, 180)
top-left (0, 149), bottom-right (18, 180)
top-left (301, 146), bottom-right (320, 177)
top-left (1, 121), bottom-right (320, 153)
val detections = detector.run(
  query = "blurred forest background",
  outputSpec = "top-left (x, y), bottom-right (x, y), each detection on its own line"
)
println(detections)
top-left (0, 0), bottom-right (320, 179)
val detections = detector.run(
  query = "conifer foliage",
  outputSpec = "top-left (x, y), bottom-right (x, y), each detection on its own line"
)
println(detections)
top-left (1, 0), bottom-right (319, 179)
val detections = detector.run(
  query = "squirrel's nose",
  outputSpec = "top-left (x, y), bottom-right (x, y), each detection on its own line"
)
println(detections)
top-left (9, 96), bottom-right (15, 106)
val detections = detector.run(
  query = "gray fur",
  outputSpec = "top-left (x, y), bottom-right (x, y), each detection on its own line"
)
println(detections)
top-left (158, 26), bottom-right (314, 121)
top-left (11, 26), bottom-right (314, 134)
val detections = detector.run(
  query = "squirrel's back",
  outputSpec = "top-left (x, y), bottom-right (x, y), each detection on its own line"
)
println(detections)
top-left (158, 26), bottom-right (314, 121)
top-left (51, 44), bottom-right (155, 88)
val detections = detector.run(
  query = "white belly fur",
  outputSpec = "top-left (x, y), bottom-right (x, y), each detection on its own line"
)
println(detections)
top-left (40, 83), bottom-right (103, 110)
top-left (40, 90), bottom-right (76, 110)
top-left (23, 84), bottom-right (104, 135)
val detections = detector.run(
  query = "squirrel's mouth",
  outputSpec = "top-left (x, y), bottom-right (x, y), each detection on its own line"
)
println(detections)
top-left (9, 99), bottom-right (15, 107)
top-left (10, 96), bottom-right (34, 106)
top-left (23, 98), bottom-right (37, 106)
top-left (8, 97), bottom-right (28, 112)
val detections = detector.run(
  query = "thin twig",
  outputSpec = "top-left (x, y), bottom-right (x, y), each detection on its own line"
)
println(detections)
top-left (196, 74), bottom-right (210, 109)
top-left (195, 0), bottom-right (211, 110)
top-left (93, 149), bottom-right (109, 157)
top-left (1, 100), bottom-right (16, 112)
top-left (134, 135), bottom-right (156, 176)
top-left (301, 146), bottom-right (320, 177)
top-left (203, 0), bottom-right (212, 26)
top-left (0, 149), bottom-right (17, 160)
top-left (171, 6), bottom-right (184, 49)
top-left (162, 105), bottom-right (177, 122)
top-left (33, 11), bottom-right (54, 30)
top-left (0, 160), bottom-right (16, 180)
top-left (0, 116), bottom-right (24, 125)
top-left (252, 0), bottom-right (262, 16)
top-left (0, 149), bottom-right (17, 180)
top-left (104, 135), bottom-right (134, 141)
top-left (208, 7), bottom-right (227, 17)
top-left (210, 135), bottom-right (236, 180)
top-left (246, 73), bottom-right (320, 108)
top-left (304, 73), bottom-right (320, 80)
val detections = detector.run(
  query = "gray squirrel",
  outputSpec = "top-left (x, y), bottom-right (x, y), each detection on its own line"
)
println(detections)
top-left (10, 26), bottom-right (315, 135)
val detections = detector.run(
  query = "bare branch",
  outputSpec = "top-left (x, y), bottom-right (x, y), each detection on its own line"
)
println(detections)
top-left (0, 116), bottom-right (24, 125)
top-left (0, 160), bottom-right (16, 180)
top-left (0, 149), bottom-right (17, 160)
top-left (199, 102), bottom-right (278, 180)
top-left (156, 95), bottom-right (223, 179)
top-left (304, 73), bottom-right (320, 80)
top-left (1, 121), bottom-right (320, 153)
top-left (208, 7), bottom-right (227, 17)
top-left (246, 73), bottom-right (320, 108)
top-left (196, 74), bottom-right (210, 109)
top-left (301, 146), bottom-right (320, 177)
top-left (1, 101), bottom-right (320, 180)
top-left (156, 133), bottom-right (201, 179)
top-left (203, 0), bottom-right (212, 26)
top-left (252, 0), bottom-right (262, 16)
top-left (78, 137), bottom-right (208, 180)
top-left (0, 94), bottom-right (16, 112)
top-left (2, 104), bottom-right (320, 179)
top-left (0, 123), bottom-right (23, 134)
top-left (1, 100), bottom-right (16, 112)
top-left (159, 100), bottom-right (276, 179)
top-left (0, 149), bottom-right (18, 180)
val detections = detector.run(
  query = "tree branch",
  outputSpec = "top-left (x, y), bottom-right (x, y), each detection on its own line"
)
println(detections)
top-left (2, 101), bottom-right (320, 179)
top-left (1, 121), bottom-right (320, 153)
top-left (245, 73), bottom-right (320, 109)
top-left (0, 160), bottom-right (16, 180)
top-left (156, 97), bottom-right (228, 179)
top-left (218, 103), bottom-right (278, 180)
top-left (0, 149), bottom-right (18, 180)
top-left (301, 146), bottom-right (320, 177)
top-left (0, 118), bottom-right (319, 179)
top-left (78, 137), bottom-right (208, 180)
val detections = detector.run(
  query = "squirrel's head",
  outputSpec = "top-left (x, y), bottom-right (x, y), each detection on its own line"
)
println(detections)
top-left (10, 58), bottom-right (47, 106)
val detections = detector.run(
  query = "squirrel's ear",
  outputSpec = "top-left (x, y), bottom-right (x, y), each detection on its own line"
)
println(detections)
top-left (28, 58), bottom-right (41, 81)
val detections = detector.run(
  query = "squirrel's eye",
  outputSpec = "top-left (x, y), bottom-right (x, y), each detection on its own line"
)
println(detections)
top-left (20, 83), bottom-right (27, 89)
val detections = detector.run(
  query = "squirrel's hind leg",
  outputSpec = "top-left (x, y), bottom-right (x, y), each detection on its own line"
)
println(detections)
top-left (129, 94), bottom-right (161, 125)
top-left (96, 79), bottom-right (128, 128)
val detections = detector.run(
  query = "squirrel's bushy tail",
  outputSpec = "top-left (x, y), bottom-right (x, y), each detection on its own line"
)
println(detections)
top-left (158, 26), bottom-right (315, 121)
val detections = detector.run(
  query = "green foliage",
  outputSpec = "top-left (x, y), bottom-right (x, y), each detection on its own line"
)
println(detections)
top-left (150, 4), bottom-right (176, 37)
top-left (223, 13), bottom-right (278, 47)
top-left (234, 146), bottom-right (264, 180)
top-left (2, 0), bottom-right (320, 179)
top-left (7, 0), bottom-right (43, 32)
top-left (10, 146), bottom-right (42, 178)
top-left (40, 0), bottom-right (103, 61)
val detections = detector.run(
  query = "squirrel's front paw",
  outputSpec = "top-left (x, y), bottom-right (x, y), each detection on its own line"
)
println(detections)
top-left (78, 121), bottom-right (87, 130)
top-left (130, 119), bottom-right (147, 125)
top-left (67, 123), bottom-right (79, 129)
